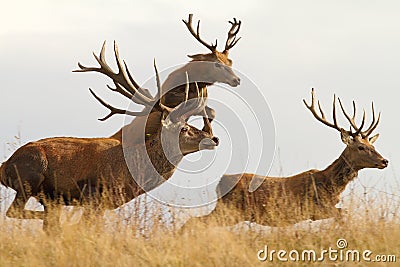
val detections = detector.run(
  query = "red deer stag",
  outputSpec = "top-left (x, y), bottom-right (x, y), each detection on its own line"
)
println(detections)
top-left (0, 63), bottom-right (219, 233)
top-left (184, 89), bottom-right (388, 229)
top-left (75, 14), bottom-right (241, 143)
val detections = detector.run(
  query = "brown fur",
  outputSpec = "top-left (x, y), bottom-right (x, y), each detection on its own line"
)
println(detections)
top-left (110, 15), bottom-right (241, 142)
top-left (0, 120), bottom-right (216, 232)
top-left (110, 60), bottom-right (238, 143)
top-left (183, 106), bottom-right (388, 228)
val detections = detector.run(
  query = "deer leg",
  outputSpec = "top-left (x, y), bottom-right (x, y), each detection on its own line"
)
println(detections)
top-left (333, 207), bottom-right (347, 224)
top-left (180, 204), bottom-right (240, 233)
top-left (5, 170), bottom-right (45, 220)
top-left (42, 204), bottom-right (62, 234)
top-left (310, 205), bottom-right (344, 222)
top-left (5, 155), bottom-right (46, 220)
top-left (6, 193), bottom-right (44, 220)
top-left (202, 106), bottom-right (215, 134)
top-left (180, 215), bottom-right (215, 234)
top-left (78, 203), bottom-right (107, 226)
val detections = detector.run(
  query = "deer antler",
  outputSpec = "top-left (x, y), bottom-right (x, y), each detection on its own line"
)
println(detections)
top-left (182, 14), bottom-right (218, 52)
top-left (86, 59), bottom-right (166, 122)
top-left (337, 98), bottom-right (366, 136)
top-left (156, 65), bottom-right (206, 123)
top-left (168, 81), bottom-right (206, 123)
top-left (361, 102), bottom-right (381, 138)
top-left (88, 88), bottom-right (150, 121)
top-left (303, 89), bottom-right (342, 132)
top-left (76, 40), bottom-right (207, 123)
top-left (224, 18), bottom-right (241, 53)
top-left (183, 14), bottom-right (242, 54)
top-left (88, 56), bottom-right (205, 123)
top-left (303, 88), bottom-right (380, 138)
top-left (74, 41), bottom-right (155, 108)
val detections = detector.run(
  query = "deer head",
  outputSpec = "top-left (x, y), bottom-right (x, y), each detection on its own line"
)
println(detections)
top-left (74, 41), bottom-right (219, 157)
top-left (182, 14), bottom-right (241, 87)
top-left (156, 69), bottom-right (220, 158)
top-left (304, 89), bottom-right (388, 171)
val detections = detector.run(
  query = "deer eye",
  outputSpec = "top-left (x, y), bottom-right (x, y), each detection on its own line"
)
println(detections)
top-left (181, 127), bottom-right (189, 132)
top-left (358, 146), bottom-right (365, 151)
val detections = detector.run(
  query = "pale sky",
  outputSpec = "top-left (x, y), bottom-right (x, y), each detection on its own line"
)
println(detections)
top-left (1, 1), bottom-right (400, 210)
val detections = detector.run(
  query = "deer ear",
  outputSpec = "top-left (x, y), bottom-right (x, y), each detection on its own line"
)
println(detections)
top-left (187, 54), bottom-right (204, 60)
top-left (340, 129), bottom-right (353, 145)
top-left (369, 133), bottom-right (380, 144)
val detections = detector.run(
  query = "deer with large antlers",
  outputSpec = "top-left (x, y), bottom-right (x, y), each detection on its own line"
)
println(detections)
top-left (0, 62), bottom-right (219, 233)
top-left (183, 89), bottom-right (388, 229)
top-left (75, 14), bottom-right (241, 143)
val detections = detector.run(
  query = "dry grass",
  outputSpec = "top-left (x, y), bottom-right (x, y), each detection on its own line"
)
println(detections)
top-left (0, 192), bottom-right (399, 267)
top-left (1, 135), bottom-right (399, 266)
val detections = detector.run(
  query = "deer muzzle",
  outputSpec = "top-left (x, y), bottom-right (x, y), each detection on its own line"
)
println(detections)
top-left (199, 137), bottom-right (219, 150)
top-left (229, 76), bottom-right (241, 87)
top-left (377, 158), bottom-right (389, 169)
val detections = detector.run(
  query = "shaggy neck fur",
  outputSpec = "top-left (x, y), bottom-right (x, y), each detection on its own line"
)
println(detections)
top-left (317, 151), bottom-right (359, 195)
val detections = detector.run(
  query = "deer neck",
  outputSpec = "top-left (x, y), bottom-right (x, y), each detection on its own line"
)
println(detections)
top-left (147, 142), bottom-right (180, 176)
top-left (163, 64), bottom-right (213, 92)
top-left (118, 130), bottom-right (181, 192)
top-left (318, 152), bottom-right (359, 194)
top-left (145, 130), bottom-right (182, 180)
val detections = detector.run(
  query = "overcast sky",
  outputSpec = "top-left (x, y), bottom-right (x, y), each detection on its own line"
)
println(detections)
top-left (1, 1), bottom-right (399, 208)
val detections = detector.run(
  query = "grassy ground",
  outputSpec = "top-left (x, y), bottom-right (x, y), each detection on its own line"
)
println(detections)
top-left (0, 195), bottom-right (399, 267)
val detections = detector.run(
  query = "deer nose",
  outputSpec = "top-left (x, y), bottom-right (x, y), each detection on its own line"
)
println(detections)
top-left (234, 77), bottom-right (241, 86)
top-left (229, 77), bottom-right (241, 87)
top-left (211, 136), bottom-right (219, 146)
top-left (382, 159), bottom-right (389, 167)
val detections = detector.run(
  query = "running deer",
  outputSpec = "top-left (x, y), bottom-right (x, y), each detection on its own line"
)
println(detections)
top-left (183, 89), bottom-right (388, 229)
top-left (75, 14), bottom-right (241, 143)
top-left (0, 63), bottom-right (219, 233)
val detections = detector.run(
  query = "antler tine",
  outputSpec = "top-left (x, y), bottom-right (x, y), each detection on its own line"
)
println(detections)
top-left (305, 89), bottom-right (381, 138)
top-left (351, 100), bottom-right (357, 121)
top-left (99, 40), bottom-right (106, 62)
top-left (354, 110), bottom-right (366, 135)
top-left (184, 71), bottom-right (190, 106)
top-left (362, 102), bottom-right (381, 137)
top-left (153, 59), bottom-right (161, 100)
top-left (123, 61), bottom-right (153, 99)
top-left (168, 76), bottom-right (206, 123)
top-left (94, 42), bottom-right (116, 75)
top-left (332, 96), bottom-right (339, 129)
top-left (303, 89), bottom-right (342, 131)
top-left (364, 112), bottom-right (381, 137)
top-left (182, 81), bottom-right (207, 119)
top-left (75, 42), bottom-right (132, 101)
top-left (168, 72), bottom-right (192, 122)
top-left (112, 42), bottom-right (156, 106)
top-left (154, 59), bottom-right (173, 114)
top-left (183, 14), bottom-right (217, 52)
top-left (224, 18), bottom-right (242, 52)
top-left (361, 102), bottom-right (375, 137)
top-left (74, 41), bottom-right (157, 109)
top-left (89, 88), bottom-right (150, 121)
top-left (338, 98), bottom-right (364, 135)
top-left (317, 100), bottom-right (325, 119)
top-left (106, 82), bottom-right (133, 100)
top-left (74, 41), bottom-right (111, 73)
